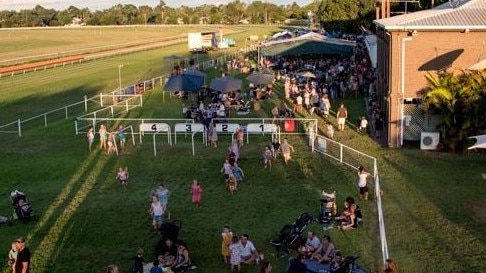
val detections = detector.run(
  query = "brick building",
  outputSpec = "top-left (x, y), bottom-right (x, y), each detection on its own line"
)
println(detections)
top-left (373, 0), bottom-right (486, 148)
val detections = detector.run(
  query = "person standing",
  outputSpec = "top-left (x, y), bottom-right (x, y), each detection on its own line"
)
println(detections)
top-left (87, 126), bottom-right (95, 152)
top-left (155, 183), bottom-right (170, 219)
top-left (116, 167), bottom-right (128, 189)
top-left (190, 180), bottom-right (202, 207)
top-left (221, 225), bottom-right (233, 264)
top-left (117, 125), bottom-right (126, 149)
top-left (229, 236), bottom-right (242, 272)
top-left (357, 166), bottom-right (371, 201)
top-left (133, 248), bottom-right (145, 273)
top-left (99, 124), bottom-right (108, 150)
top-left (336, 103), bottom-right (348, 131)
top-left (374, 113), bottom-right (384, 139)
top-left (327, 122), bottom-right (335, 140)
top-left (263, 145), bottom-right (273, 169)
top-left (14, 237), bottom-right (30, 273)
top-left (280, 137), bottom-right (295, 165)
top-left (149, 195), bottom-right (165, 230)
top-left (358, 116), bottom-right (368, 134)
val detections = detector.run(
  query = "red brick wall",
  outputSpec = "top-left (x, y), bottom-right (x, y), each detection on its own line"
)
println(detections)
top-left (377, 29), bottom-right (486, 147)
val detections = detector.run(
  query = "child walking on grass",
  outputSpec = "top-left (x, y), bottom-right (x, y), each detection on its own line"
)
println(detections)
top-left (263, 145), bottom-right (273, 169)
top-left (116, 167), bottom-right (129, 189)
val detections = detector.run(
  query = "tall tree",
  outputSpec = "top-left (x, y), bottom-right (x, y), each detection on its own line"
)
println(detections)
top-left (224, 0), bottom-right (246, 24)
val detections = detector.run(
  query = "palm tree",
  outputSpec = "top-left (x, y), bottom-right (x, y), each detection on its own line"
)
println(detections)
top-left (422, 70), bottom-right (485, 152)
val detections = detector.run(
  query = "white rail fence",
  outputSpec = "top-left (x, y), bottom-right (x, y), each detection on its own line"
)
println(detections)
top-left (0, 46), bottom-right (254, 137)
top-left (312, 135), bottom-right (388, 266)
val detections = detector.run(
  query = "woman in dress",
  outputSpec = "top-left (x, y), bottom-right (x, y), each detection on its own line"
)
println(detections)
top-left (99, 124), bottom-right (107, 150)
top-left (190, 180), bottom-right (202, 207)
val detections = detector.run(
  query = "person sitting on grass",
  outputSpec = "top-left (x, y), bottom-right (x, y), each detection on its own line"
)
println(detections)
top-left (286, 254), bottom-right (306, 273)
top-left (239, 234), bottom-right (261, 265)
top-left (337, 205), bottom-right (357, 231)
top-left (172, 243), bottom-right (192, 272)
top-left (298, 231), bottom-right (320, 258)
top-left (310, 235), bottom-right (336, 264)
top-left (150, 259), bottom-right (163, 273)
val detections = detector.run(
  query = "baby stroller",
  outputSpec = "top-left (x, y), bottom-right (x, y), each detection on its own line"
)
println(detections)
top-left (270, 212), bottom-right (314, 257)
top-left (10, 190), bottom-right (36, 222)
top-left (236, 100), bottom-right (251, 115)
top-left (319, 190), bottom-right (337, 229)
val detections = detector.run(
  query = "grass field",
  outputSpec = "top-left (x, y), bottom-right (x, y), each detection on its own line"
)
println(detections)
top-left (0, 26), bottom-right (486, 273)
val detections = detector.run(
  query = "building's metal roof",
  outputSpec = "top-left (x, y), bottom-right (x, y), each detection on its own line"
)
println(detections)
top-left (374, 0), bottom-right (486, 30)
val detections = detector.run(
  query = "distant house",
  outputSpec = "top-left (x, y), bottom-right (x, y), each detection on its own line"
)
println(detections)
top-left (67, 17), bottom-right (85, 27)
top-left (373, 0), bottom-right (486, 148)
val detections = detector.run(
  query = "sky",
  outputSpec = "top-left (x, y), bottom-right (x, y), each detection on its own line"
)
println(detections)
top-left (0, 0), bottom-right (310, 11)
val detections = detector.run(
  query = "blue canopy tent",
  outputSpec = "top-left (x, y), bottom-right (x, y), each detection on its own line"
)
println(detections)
top-left (163, 70), bottom-right (206, 103)
top-left (209, 77), bottom-right (242, 93)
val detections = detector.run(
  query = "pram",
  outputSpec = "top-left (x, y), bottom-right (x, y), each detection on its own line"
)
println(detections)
top-left (270, 212), bottom-right (314, 257)
top-left (10, 190), bottom-right (36, 222)
top-left (319, 190), bottom-right (337, 229)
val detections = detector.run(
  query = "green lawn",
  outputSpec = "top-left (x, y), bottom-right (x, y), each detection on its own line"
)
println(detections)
top-left (0, 26), bottom-right (486, 273)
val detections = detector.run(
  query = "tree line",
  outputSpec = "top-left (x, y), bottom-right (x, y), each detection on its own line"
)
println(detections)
top-left (0, 0), bottom-right (447, 31)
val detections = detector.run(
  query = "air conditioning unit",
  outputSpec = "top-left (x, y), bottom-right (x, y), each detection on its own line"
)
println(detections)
top-left (420, 132), bottom-right (440, 150)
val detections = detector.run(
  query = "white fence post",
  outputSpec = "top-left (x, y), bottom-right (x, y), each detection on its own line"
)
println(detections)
top-left (84, 95), bottom-right (88, 112)
top-left (100, 93), bottom-right (103, 107)
top-left (44, 113), bottom-right (48, 127)
top-left (339, 143), bottom-right (343, 163)
top-left (65, 106), bottom-right (68, 119)
top-left (75, 119), bottom-right (79, 135)
top-left (18, 119), bottom-right (21, 137)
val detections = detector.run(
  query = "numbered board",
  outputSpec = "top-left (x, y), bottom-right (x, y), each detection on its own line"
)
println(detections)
top-left (246, 123), bottom-right (277, 133)
top-left (174, 123), bottom-right (205, 133)
top-left (215, 123), bottom-right (240, 133)
top-left (139, 123), bottom-right (170, 132)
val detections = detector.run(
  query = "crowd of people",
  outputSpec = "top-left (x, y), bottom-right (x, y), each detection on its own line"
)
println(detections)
top-left (260, 34), bottom-right (384, 140)
top-left (94, 33), bottom-right (392, 273)
top-left (86, 124), bottom-right (127, 154)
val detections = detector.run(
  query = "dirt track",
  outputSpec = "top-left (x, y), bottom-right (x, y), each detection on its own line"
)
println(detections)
top-left (0, 38), bottom-right (186, 75)
top-left (0, 27), bottom-right (243, 75)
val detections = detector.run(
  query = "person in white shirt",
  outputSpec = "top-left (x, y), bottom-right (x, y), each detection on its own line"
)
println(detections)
top-left (298, 231), bottom-right (320, 258)
top-left (358, 166), bottom-right (371, 201)
top-left (239, 234), bottom-right (261, 265)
